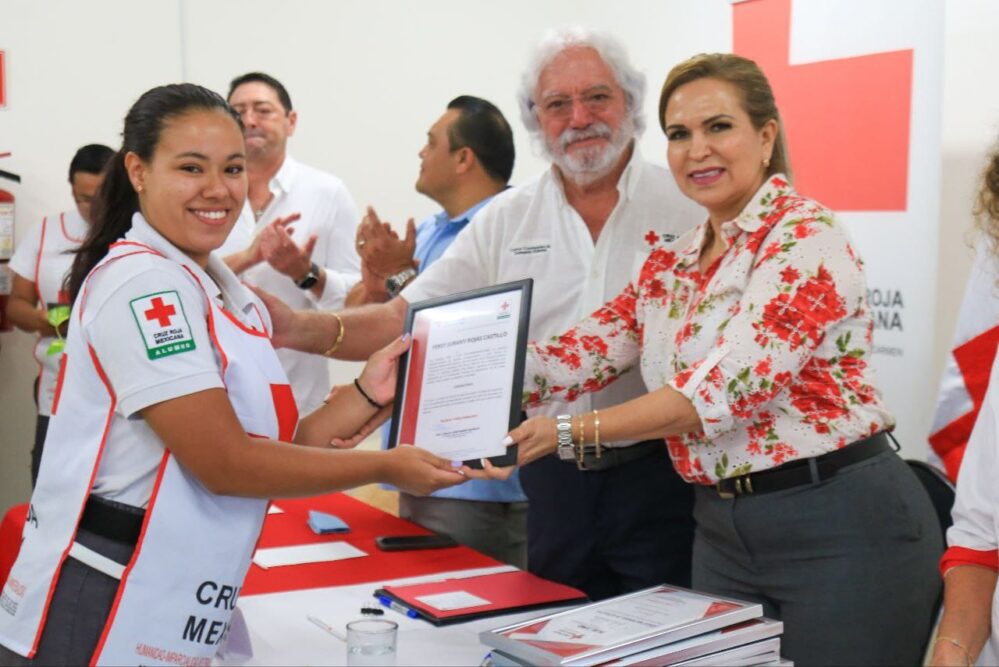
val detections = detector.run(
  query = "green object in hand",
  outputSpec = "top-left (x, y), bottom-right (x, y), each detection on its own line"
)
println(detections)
top-left (45, 306), bottom-right (71, 356)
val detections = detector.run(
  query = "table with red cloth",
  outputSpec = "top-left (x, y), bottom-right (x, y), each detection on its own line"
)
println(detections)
top-left (1, 494), bottom-right (531, 665)
top-left (0, 494), bottom-right (498, 595)
top-left (245, 493), bottom-right (500, 594)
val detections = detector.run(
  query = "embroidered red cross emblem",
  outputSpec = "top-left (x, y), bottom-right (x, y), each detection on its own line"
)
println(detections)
top-left (144, 296), bottom-right (176, 327)
top-left (644, 230), bottom-right (660, 247)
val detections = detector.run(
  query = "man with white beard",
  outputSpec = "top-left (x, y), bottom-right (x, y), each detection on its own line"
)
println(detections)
top-left (264, 27), bottom-right (704, 599)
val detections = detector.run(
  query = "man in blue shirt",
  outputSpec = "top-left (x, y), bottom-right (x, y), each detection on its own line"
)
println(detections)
top-left (344, 96), bottom-right (525, 566)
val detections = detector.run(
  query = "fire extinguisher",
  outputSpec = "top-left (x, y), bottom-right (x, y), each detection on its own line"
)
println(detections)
top-left (0, 150), bottom-right (21, 333)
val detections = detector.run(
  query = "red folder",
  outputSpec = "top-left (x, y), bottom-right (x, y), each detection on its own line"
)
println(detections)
top-left (374, 570), bottom-right (588, 625)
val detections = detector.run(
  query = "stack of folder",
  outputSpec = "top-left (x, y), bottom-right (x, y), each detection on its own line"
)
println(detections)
top-left (479, 585), bottom-right (789, 666)
top-left (374, 570), bottom-right (588, 625)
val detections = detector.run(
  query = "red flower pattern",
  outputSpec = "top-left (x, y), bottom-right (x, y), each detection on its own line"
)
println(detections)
top-left (524, 176), bottom-right (892, 483)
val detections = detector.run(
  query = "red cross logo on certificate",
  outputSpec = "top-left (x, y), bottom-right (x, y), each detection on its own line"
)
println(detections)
top-left (144, 296), bottom-right (176, 327)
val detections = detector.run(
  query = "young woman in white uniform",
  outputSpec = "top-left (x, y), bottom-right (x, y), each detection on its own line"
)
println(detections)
top-left (5, 144), bottom-right (114, 486)
top-left (0, 83), bottom-right (464, 666)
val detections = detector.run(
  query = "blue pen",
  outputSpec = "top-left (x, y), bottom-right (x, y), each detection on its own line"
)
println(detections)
top-left (377, 595), bottom-right (420, 619)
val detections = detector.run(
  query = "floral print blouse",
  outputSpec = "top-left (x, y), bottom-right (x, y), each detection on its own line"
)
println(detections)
top-left (523, 176), bottom-right (894, 484)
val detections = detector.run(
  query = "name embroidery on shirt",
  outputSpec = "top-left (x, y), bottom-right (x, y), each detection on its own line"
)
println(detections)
top-left (509, 243), bottom-right (551, 256)
top-left (129, 290), bottom-right (197, 360)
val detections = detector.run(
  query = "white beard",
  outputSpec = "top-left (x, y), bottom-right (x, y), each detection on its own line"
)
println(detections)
top-left (545, 117), bottom-right (635, 186)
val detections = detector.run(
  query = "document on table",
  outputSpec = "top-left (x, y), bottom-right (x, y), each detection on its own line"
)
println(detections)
top-left (253, 542), bottom-right (366, 569)
top-left (390, 280), bottom-right (532, 466)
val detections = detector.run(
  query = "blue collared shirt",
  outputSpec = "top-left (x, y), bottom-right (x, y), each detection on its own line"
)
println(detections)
top-left (384, 195), bottom-right (526, 503)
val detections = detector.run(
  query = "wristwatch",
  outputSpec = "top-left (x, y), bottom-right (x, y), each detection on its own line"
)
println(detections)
top-left (385, 267), bottom-right (418, 298)
top-left (296, 262), bottom-right (321, 290)
top-left (555, 414), bottom-right (574, 461)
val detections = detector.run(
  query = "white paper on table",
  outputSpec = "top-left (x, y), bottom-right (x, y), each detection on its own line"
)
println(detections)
top-left (267, 504), bottom-right (284, 514)
top-left (414, 590), bottom-right (491, 611)
top-left (253, 542), bottom-right (366, 569)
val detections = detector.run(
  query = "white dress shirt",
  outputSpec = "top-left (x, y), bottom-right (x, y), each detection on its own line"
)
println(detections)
top-left (219, 155), bottom-right (361, 412)
top-left (947, 352), bottom-right (999, 667)
top-left (403, 148), bottom-right (704, 444)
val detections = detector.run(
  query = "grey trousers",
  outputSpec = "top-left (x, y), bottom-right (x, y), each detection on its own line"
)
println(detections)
top-left (0, 528), bottom-right (132, 666)
top-left (691, 450), bottom-right (942, 667)
top-left (398, 494), bottom-right (528, 569)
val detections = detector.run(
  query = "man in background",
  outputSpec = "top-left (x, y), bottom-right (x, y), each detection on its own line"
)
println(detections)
top-left (344, 96), bottom-right (525, 566)
top-left (6, 143), bottom-right (114, 485)
top-left (221, 72), bottom-right (361, 413)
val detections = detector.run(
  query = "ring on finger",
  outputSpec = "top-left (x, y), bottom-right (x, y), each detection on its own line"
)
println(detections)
top-left (357, 239), bottom-right (367, 249)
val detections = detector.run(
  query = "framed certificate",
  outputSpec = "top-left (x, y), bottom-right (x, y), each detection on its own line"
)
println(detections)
top-left (388, 279), bottom-right (532, 468)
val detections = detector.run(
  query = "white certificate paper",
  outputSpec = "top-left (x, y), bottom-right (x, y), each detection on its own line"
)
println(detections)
top-left (392, 282), bottom-right (529, 464)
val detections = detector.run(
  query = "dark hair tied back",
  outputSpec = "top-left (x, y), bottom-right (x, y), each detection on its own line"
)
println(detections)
top-left (67, 83), bottom-right (239, 301)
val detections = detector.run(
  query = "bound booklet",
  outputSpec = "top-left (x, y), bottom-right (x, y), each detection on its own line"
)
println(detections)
top-left (374, 569), bottom-right (587, 626)
top-left (479, 585), bottom-right (763, 666)
top-left (604, 618), bottom-right (783, 666)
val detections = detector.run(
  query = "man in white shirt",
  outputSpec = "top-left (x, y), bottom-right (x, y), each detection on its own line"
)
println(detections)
top-left (265, 28), bottom-right (703, 599)
top-left (221, 72), bottom-right (361, 413)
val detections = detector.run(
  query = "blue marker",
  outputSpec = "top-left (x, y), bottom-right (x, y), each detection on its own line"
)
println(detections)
top-left (377, 595), bottom-right (420, 619)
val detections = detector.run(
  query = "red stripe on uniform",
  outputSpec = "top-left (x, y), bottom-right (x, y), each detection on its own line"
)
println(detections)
top-left (32, 217), bottom-right (47, 303)
top-left (27, 344), bottom-right (117, 658)
top-left (90, 449), bottom-right (171, 666)
top-left (219, 305), bottom-right (267, 338)
top-left (940, 545), bottom-right (999, 576)
top-left (270, 384), bottom-right (299, 443)
top-left (60, 212), bottom-right (84, 244)
top-left (49, 354), bottom-right (69, 416)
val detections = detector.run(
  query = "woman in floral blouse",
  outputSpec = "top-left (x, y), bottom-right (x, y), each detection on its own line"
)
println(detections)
top-left (475, 54), bottom-right (942, 665)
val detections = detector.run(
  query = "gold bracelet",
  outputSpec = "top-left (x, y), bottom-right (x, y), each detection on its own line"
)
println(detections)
top-left (593, 409), bottom-right (601, 459)
top-left (933, 636), bottom-right (973, 667)
top-left (574, 415), bottom-right (585, 466)
top-left (323, 313), bottom-right (345, 357)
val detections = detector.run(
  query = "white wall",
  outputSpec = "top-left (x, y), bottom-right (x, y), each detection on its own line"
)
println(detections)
top-left (0, 0), bottom-right (995, 512)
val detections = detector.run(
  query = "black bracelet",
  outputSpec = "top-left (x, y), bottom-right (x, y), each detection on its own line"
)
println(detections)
top-left (354, 378), bottom-right (385, 410)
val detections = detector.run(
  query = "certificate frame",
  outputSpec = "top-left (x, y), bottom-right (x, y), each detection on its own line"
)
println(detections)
top-left (388, 279), bottom-right (533, 468)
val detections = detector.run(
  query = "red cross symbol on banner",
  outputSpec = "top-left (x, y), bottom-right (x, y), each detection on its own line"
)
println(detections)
top-left (733, 0), bottom-right (913, 211)
top-left (144, 297), bottom-right (176, 327)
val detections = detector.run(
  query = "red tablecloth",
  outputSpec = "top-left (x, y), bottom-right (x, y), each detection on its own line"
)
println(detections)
top-left (0, 495), bottom-right (498, 597)
top-left (243, 493), bottom-right (498, 595)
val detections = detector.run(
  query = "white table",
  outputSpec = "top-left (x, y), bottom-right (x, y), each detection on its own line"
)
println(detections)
top-left (216, 565), bottom-right (565, 666)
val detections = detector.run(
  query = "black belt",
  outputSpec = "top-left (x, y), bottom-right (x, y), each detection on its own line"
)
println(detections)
top-left (563, 439), bottom-right (666, 472)
top-left (714, 431), bottom-right (893, 498)
top-left (79, 495), bottom-right (146, 545)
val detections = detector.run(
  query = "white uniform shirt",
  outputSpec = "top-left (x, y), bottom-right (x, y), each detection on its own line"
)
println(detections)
top-left (218, 155), bottom-right (361, 412)
top-left (82, 214), bottom-right (270, 507)
top-left (9, 210), bottom-right (88, 415)
top-left (402, 148), bottom-right (704, 442)
top-left (947, 352), bottom-right (999, 667)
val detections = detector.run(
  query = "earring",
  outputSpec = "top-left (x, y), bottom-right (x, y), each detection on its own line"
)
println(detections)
top-left (135, 184), bottom-right (143, 193)
top-left (762, 157), bottom-right (770, 168)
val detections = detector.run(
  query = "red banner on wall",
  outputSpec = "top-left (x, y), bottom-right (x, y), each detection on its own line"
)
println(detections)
top-left (733, 0), bottom-right (913, 211)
